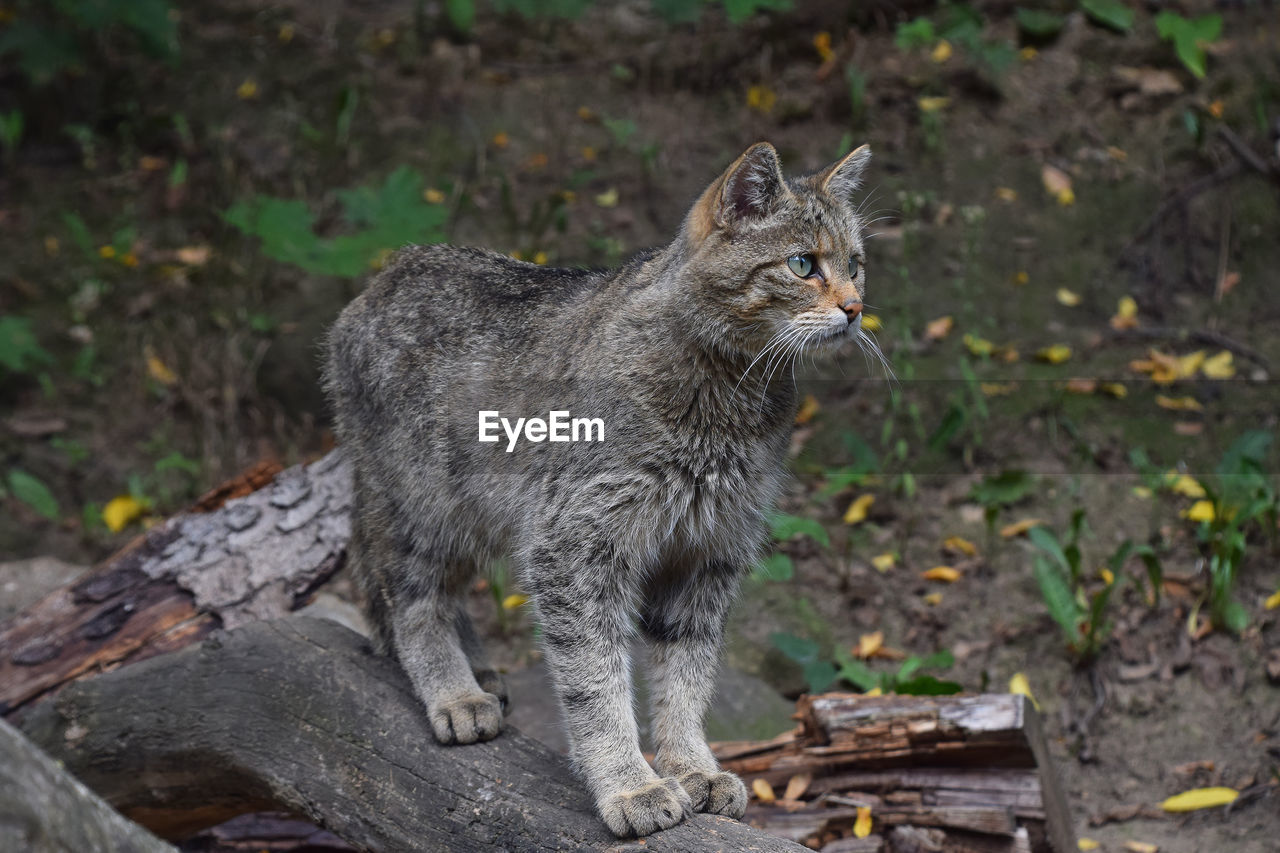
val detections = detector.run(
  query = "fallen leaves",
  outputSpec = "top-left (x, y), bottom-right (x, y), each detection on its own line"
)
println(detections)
top-left (1265, 590), bottom-right (1280, 611)
top-left (795, 394), bottom-right (820, 426)
top-left (853, 806), bottom-right (873, 838)
top-left (871, 553), bottom-right (896, 573)
top-left (1160, 786), bottom-right (1238, 812)
top-left (964, 334), bottom-right (995, 357)
top-left (1001, 518), bottom-right (1044, 538)
top-left (784, 771), bottom-right (812, 801)
top-left (1130, 349), bottom-right (1234, 383)
top-left (1110, 296), bottom-right (1139, 329)
top-left (930, 40), bottom-right (952, 63)
top-left (752, 778), bottom-right (776, 803)
top-left (942, 535), bottom-right (977, 557)
top-left (856, 631), bottom-right (884, 659)
top-left (1008, 672), bottom-right (1040, 711)
top-left (844, 494), bottom-right (875, 524)
top-left (1123, 843), bottom-right (1158, 853)
top-left (1182, 500), bottom-right (1215, 522)
top-left (1155, 395), bottom-right (1202, 412)
top-left (236, 79), bottom-right (259, 100)
top-left (501, 593), bottom-right (528, 610)
top-left (747, 85), bottom-right (777, 113)
top-left (921, 566), bottom-right (961, 583)
top-left (102, 494), bottom-right (145, 533)
top-left (1036, 344), bottom-right (1072, 364)
top-left (861, 313), bottom-right (882, 332)
top-left (917, 96), bottom-right (950, 113)
top-left (925, 315), bottom-right (953, 340)
top-left (1041, 164), bottom-right (1075, 205)
top-left (1055, 288), bottom-right (1081, 307)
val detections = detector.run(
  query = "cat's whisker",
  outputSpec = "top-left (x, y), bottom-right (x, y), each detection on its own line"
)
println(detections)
top-left (733, 326), bottom-right (794, 398)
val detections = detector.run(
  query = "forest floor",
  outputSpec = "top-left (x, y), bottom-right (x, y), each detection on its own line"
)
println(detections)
top-left (2, 2), bottom-right (1279, 851)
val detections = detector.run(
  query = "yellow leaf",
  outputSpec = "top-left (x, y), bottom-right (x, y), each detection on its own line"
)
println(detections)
top-left (1036, 344), bottom-right (1071, 364)
top-left (994, 186), bottom-right (1017, 202)
top-left (145, 348), bottom-right (178, 386)
top-left (871, 552), bottom-right (895, 573)
top-left (864, 686), bottom-right (883, 696)
top-left (1019, 46), bottom-right (1038, 61)
top-left (1014, 270), bottom-right (1030, 285)
top-left (854, 806), bottom-right (873, 838)
top-left (1056, 288), bottom-right (1081, 307)
top-left (1078, 840), bottom-right (1100, 851)
top-left (1123, 843), bottom-right (1158, 853)
top-left (813, 31), bottom-right (833, 62)
top-left (963, 334), bottom-right (994, 357)
top-left (747, 85), bottom-right (777, 113)
top-left (784, 771), bottom-right (812, 801)
top-left (1155, 395), bottom-right (1203, 412)
top-left (795, 394), bottom-right (820, 426)
top-left (423, 188), bottom-right (446, 204)
top-left (922, 566), bottom-right (961, 583)
top-left (1182, 500), bottom-right (1215, 523)
top-left (844, 494), bottom-right (874, 524)
top-left (175, 246), bottom-right (211, 266)
top-left (1001, 518), bottom-right (1044, 538)
top-left (930, 39), bottom-right (952, 63)
top-left (861, 313), bottom-right (882, 332)
top-left (278, 22), bottom-right (295, 43)
top-left (1100, 382), bottom-right (1128, 399)
top-left (1041, 164), bottom-right (1073, 205)
top-left (44, 236), bottom-right (59, 256)
top-left (502, 593), bottom-right (529, 610)
top-left (1160, 786), bottom-right (1238, 812)
top-left (1208, 100), bottom-right (1224, 119)
top-left (1111, 295), bottom-right (1139, 330)
top-left (576, 106), bottom-right (596, 122)
top-left (102, 495), bottom-right (145, 533)
top-left (595, 188), bottom-right (619, 208)
top-left (236, 79), bottom-right (258, 100)
top-left (1132, 486), bottom-right (1152, 499)
top-left (1008, 672), bottom-right (1040, 711)
top-left (857, 631), bottom-right (883, 659)
top-left (942, 535), bottom-right (977, 557)
top-left (98, 245), bottom-right (116, 259)
top-left (1169, 474), bottom-right (1206, 498)
top-left (752, 778), bottom-right (776, 803)
top-left (1201, 350), bottom-right (1235, 379)
top-left (923, 592), bottom-right (943, 606)
top-left (580, 146), bottom-right (597, 162)
top-left (981, 382), bottom-right (1017, 397)
top-left (532, 251), bottom-right (548, 265)
top-left (491, 131), bottom-right (510, 148)
top-left (925, 315), bottom-right (954, 340)
top-left (917, 96), bottom-right (950, 113)
top-left (120, 251), bottom-right (139, 268)
top-left (1175, 350), bottom-right (1206, 378)
top-left (1065, 378), bottom-right (1097, 395)
top-left (1099, 567), bottom-right (1115, 586)
top-left (1264, 590), bottom-right (1280, 610)
top-left (139, 155), bottom-right (166, 172)
top-left (1108, 146), bottom-right (1128, 162)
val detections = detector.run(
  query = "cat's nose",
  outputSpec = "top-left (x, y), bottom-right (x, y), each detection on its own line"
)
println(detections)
top-left (841, 300), bottom-right (863, 321)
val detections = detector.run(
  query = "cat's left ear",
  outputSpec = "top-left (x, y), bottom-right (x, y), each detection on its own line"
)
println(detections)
top-left (818, 144), bottom-right (872, 202)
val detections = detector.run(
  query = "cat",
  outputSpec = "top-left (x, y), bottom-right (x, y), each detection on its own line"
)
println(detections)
top-left (324, 141), bottom-right (874, 838)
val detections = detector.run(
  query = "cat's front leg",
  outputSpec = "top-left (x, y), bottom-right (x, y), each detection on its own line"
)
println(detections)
top-left (642, 559), bottom-right (749, 820)
top-left (525, 526), bottom-right (692, 838)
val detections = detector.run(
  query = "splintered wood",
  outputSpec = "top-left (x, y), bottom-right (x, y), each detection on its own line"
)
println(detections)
top-left (712, 693), bottom-right (1075, 853)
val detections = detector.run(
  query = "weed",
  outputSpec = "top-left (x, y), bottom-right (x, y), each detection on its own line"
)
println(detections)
top-left (969, 469), bottom-right (1035, 541)
top-left (2, 469), bottom-right (59, 520)
top-left (0, 315), bottom-right (53, 377)
top-left (1080, 0), bottom-right (1133, 34)
top-left (0, 110), bottom-right (23, 162)
top-left (771, 632), bottom-right (961, 695)
top-left (1155, 11), bottom-right (1222, 80)
top-left (752, 511), bottom-right (830, 582)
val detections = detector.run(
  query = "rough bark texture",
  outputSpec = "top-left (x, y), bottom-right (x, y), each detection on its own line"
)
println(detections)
top-left (0, 454), bottom-right (349, 715)
top-left (712, 695), bottom-right (1074, 853)
top-left (0, 716), bottom-right (176, 853)
top-left (18, 615), bottom-right (807, 853)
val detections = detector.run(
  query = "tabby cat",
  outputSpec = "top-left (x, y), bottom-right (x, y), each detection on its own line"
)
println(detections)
top-left (325, 141), bottom-right (874, 837)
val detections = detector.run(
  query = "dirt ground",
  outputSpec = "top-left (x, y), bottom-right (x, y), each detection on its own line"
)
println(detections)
top-left (2, 2), bottom-right (1279, 851)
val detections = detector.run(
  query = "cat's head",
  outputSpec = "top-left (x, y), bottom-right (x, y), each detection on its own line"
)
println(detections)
top-left (680, 142), bottom-right (881, 372)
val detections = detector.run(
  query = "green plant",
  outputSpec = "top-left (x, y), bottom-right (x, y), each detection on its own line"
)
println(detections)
top-left (1191, 431), bottom-right (1277, 634)
top-left (1029, 511), bottom-right (1161, 662)
top-left (969, 469), bottom-right (1035, 538)
top-left (2, 468), bottom-right (59, 520)
top-left (845, 65), bottom-right (868, 128)
top-left (225, 166), bottom-right (447, 277)
top-left (771, 632), bottom-right (961, 695)
top-left (0, 0), bottom-right (178, 84)
top-left (0, 314), bottom-right (52, 376)
top-left (0, 109), bottom-right (22, 162)
top-left (1079, 0), bottom-right (1133, 34)
top-left (897, 4), bottom-right (1013, 75)
top-left (752, 511), bottom-right (830, 581)
top-left (1015, 8), bottom-right (1064, 39)
top-left (1155, 11), bottom-right (1222, 79)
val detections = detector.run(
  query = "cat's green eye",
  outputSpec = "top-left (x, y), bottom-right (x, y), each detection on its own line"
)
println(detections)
top-left (787, 254), bottom-right (817, 278)
top-left (849, 257), bottom-right (862, 279)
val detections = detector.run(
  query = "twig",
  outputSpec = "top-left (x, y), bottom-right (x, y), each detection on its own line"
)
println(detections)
top-left (1216, 126), bottom-right (1276, 179)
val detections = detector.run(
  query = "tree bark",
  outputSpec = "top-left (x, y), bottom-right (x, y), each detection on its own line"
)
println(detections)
top-left (0, 716), bottom-right (175, 853)
top-left (18, 614), bottom-right (806, 853)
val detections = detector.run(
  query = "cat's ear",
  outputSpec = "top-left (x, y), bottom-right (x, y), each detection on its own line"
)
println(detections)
top-left (818, 144), bottom-right (872, 202)
top-left (687, 142), bottom-right (788, 241)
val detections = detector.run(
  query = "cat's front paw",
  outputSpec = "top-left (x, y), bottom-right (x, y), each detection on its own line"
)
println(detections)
top-left (427, 692), bottom-right (503, 745)
top-left (677, 769), bottom-right (748, 818)
top-left (599, 777), bottom-right (693, 837)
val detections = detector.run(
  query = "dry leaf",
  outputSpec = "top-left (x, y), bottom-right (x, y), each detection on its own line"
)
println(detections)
top-left (1156, 395), bottom-right (1203, 412)
top-left (923, 592), bottom-right (943, 606)
top-left (857, 631), bottom-right (884, 659)
top-left (1036, 344), bottom-right (1071, 364)
top-left (981, 382), bottom-right (1017, 397)
top-left (942, 535), bottom-right (977, 557)
top-left (1065, 378), bottom-right (1098, 394)
top-left (1201, 350), bottom-right (1234, 379)
top-left (917, 96), bottom-right (950, 112)
top-left (594, 188), bottom-right (619, 208)
top-left (102, 494), bottom-right (145, 533)
top-left (1182, 500), bottom-right (1215, 523)
top-left (1110, 295), bottom-right (1139, 329)
top-left (1041, 164), bottom-right (1074, 205)
top-left (747, 85), bottom-right (777, 113)
top-left (871, 552), bottom-right (895, 573)
top-left (931, 39), bottom-right (952, 63)
top-left (1216, 271), bottom-right (1239, 299)
top-left (423, 188), bottom-right (447, 204)
top-left (1169, 474), bottom-right (1206, 498)
top-left (864, 686), bottom-right (883, 696)
top-left (1174, 421), bottom-right (1204, 436)
top-left (1056, 288), bottom-right (1081, 306)
top-left (1115, 66), bottom-right (1184, 96)
top-left (1008, 672), bottom-right (1040, 711)
top-left (844, 494), bottom-right (875, 524)
top-left (752, 778), bottom-right (776, 803)
top-left (491, 131), bottom-right (510, 148)
top-left (1100, 382), bottom-right (1128, 398)
top-left (1160, 787), bottom-right (1238, 812)
top-left (854, 806), bottom-right (873, 838)
top-left (236, 79), bottom-right (259, 99)
top-left (1264, 590), bottom-right (1280, 610)
top-left (1099, 567), bottom-right (1115, 585)
top-left (1122, 842), bottom-right (1158, 853)
top-left (861, 313), bottom-right (882, 332)
top-left (813, 32), bottom-right (834, 63)
top-left (1001, 518), bottom-right (1044, 538)
top-left (795, 394), bottom-right (820, 426)
top-left (964, 334), bottom-right (995, 357)
top-left (175, 245), bottom-right (211, 266)
top-left (925, 315), bottom-right (954, 340)
top-left (994, 186), bottom-right (1017, 202)
top-left (502, 593), bottom-right (528, 610)
top-left (922, 566), bottom-right (961, 583)
top-left (1078, 840), bottom-right (1100, 851)
top-left (146, 351), bottom-right (178, 386)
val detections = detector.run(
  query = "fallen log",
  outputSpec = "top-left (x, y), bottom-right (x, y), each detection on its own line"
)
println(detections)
top-left (0, 454), bottom-right (348, 715)
top-left (17, 614), bottom-right (807, 853)
top-left (0, 716), bottom-right (175, 853)
top-left (712, 694), bottom-right (1074, 853)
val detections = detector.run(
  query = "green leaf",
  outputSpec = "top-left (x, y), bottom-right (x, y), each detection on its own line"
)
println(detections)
top-left (836, 657), bottom-right (879, 691)
top-left (753, 552), bottom-right (794, 582)
top-left (804, 660), bottom-right (839, 693)
top-left (1155, 12), bottom-right (1222, 79)
top-left (1081, 0), bottom-right (1134, 33)
top-left (1033, 556), bottom-right (1082, 642)
top-left (7, 469), bottom-right (59, 519)
top-left (894, 18), bottom-right (936, 51)
top-left (768, 512), bottom-right (830, 548)
top-left (721, 0), bottom-right (790, 25)
top-left (771, 632), bottom-right (819, 664)
top-left (1028, 525), bottom-right (1069, 573)
top-left (969, 469), bottom-right (1035, 507)
top-left (894, 675), bottom-right (964, 695)
top-left (1015, 8), bottom-right (1065, 37)
top-left (1219, 599), bottom-right (1248, 634)
top-left (445, 0), bottom-right (476, 31)
top-left (928, 403), bottom-right (966, 451)
top-left (0, 315), bottom-right (52, 374)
